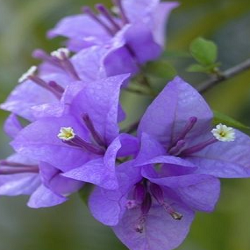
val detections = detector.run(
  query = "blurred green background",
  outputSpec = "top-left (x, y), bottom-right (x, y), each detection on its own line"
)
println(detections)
top-left (1, 0), bottom-right (250, 249)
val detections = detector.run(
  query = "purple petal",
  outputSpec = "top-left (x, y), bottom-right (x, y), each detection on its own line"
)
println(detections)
top-left (4, 114), bottom-right (22, 139)
top-left (103, 33), bottom-right (139, 76)
top-left (0, 173), bottom-right (40, 196)
top-left (89, 186), bottom-right (126, 226)
top-left (0, 80), bottom-right (56, 121)
top-left (70, 75), bottom-right (129, 144)
top-left (6, 153), bottom-right (38, 165)
top-left (31, 103), bottom-right (64, 119)
top-left (138, 77), bottom-right (213, 148)
top-left (48, 14), bottom-right (110, 50)
top-left (0, 153), bottom-right (39, 196)
top-left (187, 130), bottom-right (250, 178)
top-left (61, 81), bottom-right (85, 107)
top-left (71, 46), bottom-right (107, 81)
top-left (143, 167), bottom-right (220, 212)
top-left (28, 185), bottom-right (67, 208)
top-left (63, 158), bottom-right (117, 190)
top-left (122, 0), bottom-right (160, 23)
top-left (89, 161), bottom-right (141, 226)
top-left (39, 162), bottom-right (83, 195)
top-left (135, 133), bottom-right (169, 164)
top-left (11, 116), bottom-right (92, 172)
top-left (113, 203), bottom-right (194, 250)
top-left (63, 135), bottom-right (130, 189)
top-left (124, 23), bottom-right (162, 64)
top-left (118, 104), bottom-right (126, 122)
top-left (151, 2), bottom-right (179, 47)
top-left (137, 155), bottom-right (197, 175)
top-left (116, 133), bottom-right (139, 157)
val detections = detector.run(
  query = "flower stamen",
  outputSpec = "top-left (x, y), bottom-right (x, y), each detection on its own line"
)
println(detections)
top-left (0, 160), bottom-right (39, 175)
top-left (82, 114), bottom-right (106, 147)
top-left (180, 137), bottom-right (217, 156)
top-left (150, 183), bottom-right (183, 220)
top-left (58, 127), bottom-right (105, 155)
top-left (82, 6), bottom-right (114, 35)
top-left (112, 0), bottom-right (129, 24)
top-left (33, 48), bottom-right (80, 80)
top-left (96, 4), bottom-right (121, 31)
top-left (171, 116), bottom-right (197, 148)
top-left (51, 48), bottom-right (70, 60)
top-left (135, 192), bottom-right (152, 233)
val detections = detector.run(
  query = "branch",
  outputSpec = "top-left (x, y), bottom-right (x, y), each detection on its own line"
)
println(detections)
top-left (198, 58), bottom-right (250, 93)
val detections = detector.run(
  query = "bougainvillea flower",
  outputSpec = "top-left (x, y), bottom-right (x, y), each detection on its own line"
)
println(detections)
top-left (11, 75), bottom-right (138, 190)
top-left (48, 0), bottom-right (178, 76)
top-left (137, 76), bottom-right (250, 178)
top-left (0, 114), bottom-right (83, 208)
top-left (88, 155), bottom-right (220, 250)
top-left (0, 47), bottom-right (106, 121)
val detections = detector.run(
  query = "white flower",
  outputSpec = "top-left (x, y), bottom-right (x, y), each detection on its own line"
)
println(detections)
top-left (211, 123), bottom-right (235, 142)
top-left (58, 127), bottom-right (76, 141)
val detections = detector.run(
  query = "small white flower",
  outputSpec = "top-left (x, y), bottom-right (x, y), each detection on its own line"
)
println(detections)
top-left (58, 127), bottom-right (76, 141)
top-left (51, 48), bottom-right (70, 60)
top-left (18, 66), bottom-right (37, 83)
top-left (211, 123), bottom-right (235, 142)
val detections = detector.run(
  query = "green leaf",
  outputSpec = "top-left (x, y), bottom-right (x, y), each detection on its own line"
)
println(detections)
top-left (186, 64), bottom-right (208, 73)
top-left (78, 183), bottom-right (95, 205)
top-left (143, 60), bottom-right (177, 80)
top-left (213, 110), bottom-right (250, 131)
top-left (187, 63), bottom-right (221, 74)
top-left (190, 37), bottom-right (218, 66)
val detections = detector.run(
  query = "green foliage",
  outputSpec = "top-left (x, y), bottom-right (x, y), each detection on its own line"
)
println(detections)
top-left (187, 37), bottom-right (220, 74)
top-left (143, 60), bottom-right (177, 80)
top-left (187, 63), bottom-right (211, 73)
top-left (190, 37), bottom-right (218, 65)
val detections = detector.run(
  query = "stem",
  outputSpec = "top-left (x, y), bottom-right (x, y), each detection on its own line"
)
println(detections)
top-left (198, 58), bottom-right (250, 93)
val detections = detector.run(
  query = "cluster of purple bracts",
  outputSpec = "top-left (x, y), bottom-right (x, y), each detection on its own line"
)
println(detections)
top-left (1, 1), bottom-right (250, 250)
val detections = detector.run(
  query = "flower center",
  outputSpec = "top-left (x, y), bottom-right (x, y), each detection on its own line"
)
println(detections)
top-left (57, 114), bottom-right (106, 155)
top-left (168, 116), bottom-right (236, 157)
top-left (33, 48), bottom-right (80, 81)
top-left (83, 0), bottom-right (128, 36)
top-left (127, 180), bottom-right (182, 234)
top-left (211, 123), bottom-right (235, 142)
top-left (58, 127), bottom-right (76, 141)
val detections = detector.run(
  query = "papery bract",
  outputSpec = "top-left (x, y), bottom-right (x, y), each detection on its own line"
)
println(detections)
top-left (137, 76), bottom-right (250, 178)
top-left (89, 155), bottom-right (220, 250)
top-left (0, 114), bottom-right (83, 208)
top-left (11, 75), bottom-right (138, 190)
top-left (48, 0), bottom-right (179, 76)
